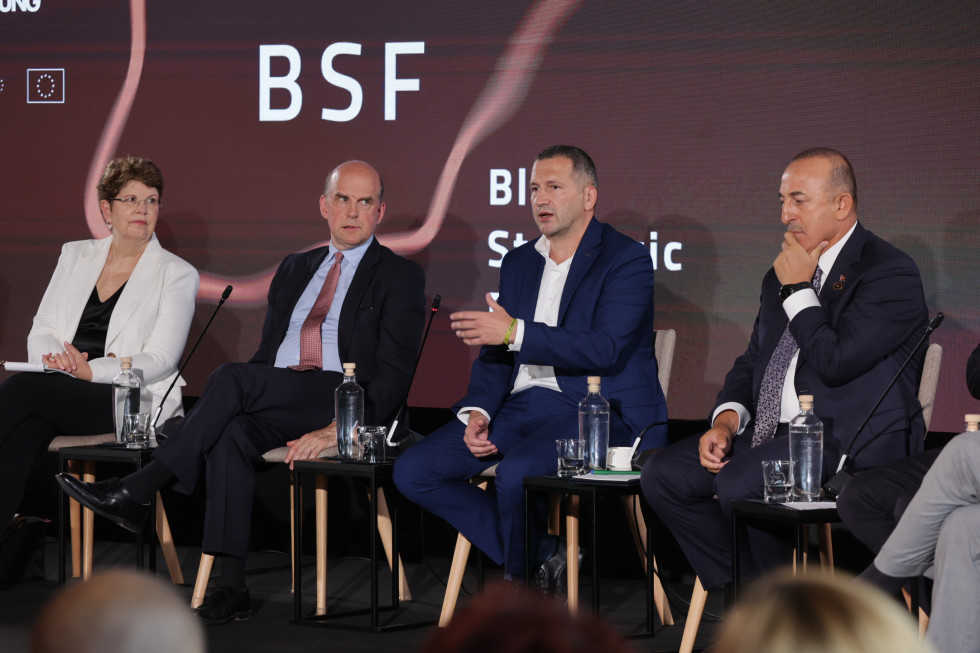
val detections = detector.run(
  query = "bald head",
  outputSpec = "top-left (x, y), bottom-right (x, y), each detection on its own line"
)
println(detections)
top-left (31, 570), bottom-right (205, 653)
top-left (324, 160), bottom-right (384, 202)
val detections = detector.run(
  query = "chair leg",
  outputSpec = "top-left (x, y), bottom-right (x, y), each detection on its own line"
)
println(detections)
top-left (439, 478), bottom-right (489, 627)
top-left (919, 607), bottom-right (929, 638)
top-left (679, 577), bottom-right (707, 653)
top-left (371, 487), bottom-right (412, 601)
top-left (66, 460), bottom-right (82, 579)
top-left (82, 461), bottom-right (95, 580)
top-left (818, 522), bottom-right (834, 575)
top-left (439, 532), bottom-right (472, 627)
top-left (548, 494), bottom-right (561, 536)
top-left (565, 495), bottom-right (580, 614)
top-left (315, 475), bottom-right (328, 616)
top-left (620, 495), bottom-right (674, 626)
top-left (289, 471), bottom-right (295, 594)
top-left (191, 554), bottom-right (214, 608)
top-left (155, 492), bottom-right (184, 585)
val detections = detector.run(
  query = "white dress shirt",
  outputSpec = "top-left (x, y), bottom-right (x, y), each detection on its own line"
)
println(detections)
top-left (459, 236), bottom-right (572, 424)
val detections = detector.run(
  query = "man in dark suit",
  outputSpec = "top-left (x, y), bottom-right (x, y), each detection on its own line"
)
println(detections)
top-left (58, 161), bottom-right (426, 622)
top-left (641, 148), bottom-right (929, 590)
top-left (394, 145), bottom-right (667, 586)
top-left (838, 341), bottom-right (980, 558)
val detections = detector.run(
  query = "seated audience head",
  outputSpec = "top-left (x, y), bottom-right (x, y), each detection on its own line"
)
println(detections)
top-left (712, 571), bottom-right (935, 653)
top-left (31, 569), bottom-right (206, 653)
top-left (420, 581), bottom-right (636, 653)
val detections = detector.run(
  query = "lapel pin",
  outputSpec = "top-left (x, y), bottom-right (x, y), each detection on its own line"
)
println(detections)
top-left (833, 275), bottom-right (845, 291)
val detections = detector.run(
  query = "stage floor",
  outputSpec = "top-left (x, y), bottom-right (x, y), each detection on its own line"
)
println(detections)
top-left (1, 540), bottom-right (723, 653)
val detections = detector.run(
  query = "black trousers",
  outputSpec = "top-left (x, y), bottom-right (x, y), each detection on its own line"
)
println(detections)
top-left (153, 363), bottom-right (341, 558)
top-left (836, 447), bottom-right (942, 554)
top-left (0, 373), bottom-right (113, 527)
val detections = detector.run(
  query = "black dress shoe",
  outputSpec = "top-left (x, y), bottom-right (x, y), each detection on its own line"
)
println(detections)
top-left (54, 474), bottom-right (150, 533)
top-left (193, 585), bottom-right (253, 625)
top-left (532, 541), bottom-right (584, 600)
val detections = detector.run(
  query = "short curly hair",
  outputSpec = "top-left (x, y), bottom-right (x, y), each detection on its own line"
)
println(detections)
top-left (96, 157), bottom-right (164, 203)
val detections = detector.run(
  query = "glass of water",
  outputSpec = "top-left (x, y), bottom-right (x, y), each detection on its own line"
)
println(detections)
top-left (124, 412), bottom-right (151, 449)
top-left (761, 460), bottom-right (793, 502)
top-left (556, 439), bottom-right (585, 477)
top-left (357, 425), bottom-right (387, 463)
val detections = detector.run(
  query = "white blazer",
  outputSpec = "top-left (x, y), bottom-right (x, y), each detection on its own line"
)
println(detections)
top-left (27, 234), bottom-right (199, 421)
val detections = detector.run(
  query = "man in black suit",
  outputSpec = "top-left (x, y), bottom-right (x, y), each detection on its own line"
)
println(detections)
top-left (838, 341), bottom-right (980, 556)
top-left (641, 148), bottom-right (929, 590)
top-left (58, 161), bottom-right (426, 622)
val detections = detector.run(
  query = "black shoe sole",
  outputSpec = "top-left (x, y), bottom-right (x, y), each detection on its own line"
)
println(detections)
top-left (197, 609), bottom-right (253, 626)
top-left (54, 475), bottom-right (146, 533)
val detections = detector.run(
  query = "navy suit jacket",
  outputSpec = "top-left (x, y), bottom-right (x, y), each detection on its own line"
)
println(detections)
top-left (456, 217), bottom-right (668, 448)
top-left (250, 238), bottom-right (426, 425)
top-left (717, 222), bottom-right (929, 468)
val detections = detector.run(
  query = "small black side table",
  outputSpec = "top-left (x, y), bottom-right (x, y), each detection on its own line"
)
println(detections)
top-left (290, 458), bottom-right (431, 632)
top-left (730, 499), bottom-right (841, 600)
top-left (58, 444), bottom-right (158, 584)
top-left (522, 474), bottom-right (656, 637)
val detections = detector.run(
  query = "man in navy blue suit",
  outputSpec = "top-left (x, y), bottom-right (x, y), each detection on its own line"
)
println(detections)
top-left (59, 161), bottom-right (426, 622)
top-left (394, 145), bottom-right (668, 586)
top-left (641, 148), bottom-right (929, 590)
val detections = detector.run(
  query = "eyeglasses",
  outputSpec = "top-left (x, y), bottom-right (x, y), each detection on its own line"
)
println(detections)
top-left (109, 196), bottom-right (161, 209)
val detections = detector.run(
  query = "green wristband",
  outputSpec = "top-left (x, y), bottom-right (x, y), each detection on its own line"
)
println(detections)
top-left (503, 317), bottom-right (517, 345)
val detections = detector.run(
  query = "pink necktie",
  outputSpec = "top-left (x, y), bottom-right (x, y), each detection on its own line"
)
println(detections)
top-left (290, 252), bottom-right (343, 371)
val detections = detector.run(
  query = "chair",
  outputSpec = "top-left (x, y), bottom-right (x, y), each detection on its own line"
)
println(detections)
top-left (438, 328), bottom-right (677, 626)
top-left (677, 342), bottom-right (944, 653)
top-left (51, 434), bottom-right (183, 584)
top-left (190, 445), bottom-right (410, 615)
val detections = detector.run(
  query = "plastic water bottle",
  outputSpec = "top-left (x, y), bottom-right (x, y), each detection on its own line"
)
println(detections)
top-left (112, 357), bottom-right (140, 444)
top-left (789, 394), bottom-right (823, 501)
top-left (579, 376), bottom-right (610, 471)
top-left (334, 362), bottom-right (364, 460)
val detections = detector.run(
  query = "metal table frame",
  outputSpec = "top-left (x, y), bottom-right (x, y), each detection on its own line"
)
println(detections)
top-left (730, 498), bottom-right (841, 600)
top-left (290, 458), bottom-right (430, 632)
top-left (57, 444), bottom-right (158, 584)
top-left (522, 474), bottom-right (656, 637)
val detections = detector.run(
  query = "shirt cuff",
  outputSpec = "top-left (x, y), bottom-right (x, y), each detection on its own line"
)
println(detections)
top-left (712, 402), bottom-right (751, 436)
top-left (783, 287), bottom-right (819, 321)
top-left (507, 319), bottom-right (525, 352)
top-left (457, 407), bottom-right (491, 425)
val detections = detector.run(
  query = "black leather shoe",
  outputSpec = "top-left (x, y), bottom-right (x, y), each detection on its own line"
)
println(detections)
top-left (54, 474), bottom-right (150, 533)
top-left (532, 541), bottom-right (584, 599)
top-left (193, 585), bottom-right (253, 625)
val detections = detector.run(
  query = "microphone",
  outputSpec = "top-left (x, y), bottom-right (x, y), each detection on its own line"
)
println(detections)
top-left (152, 285), bottom-right (233, 436)
top-left (823, 312), bottom-right (943, 499)
top-left (386, 294), bottom-right (441, 446)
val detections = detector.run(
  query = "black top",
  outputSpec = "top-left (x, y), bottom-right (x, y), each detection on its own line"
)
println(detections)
top-left (71, 283), bottom-right (126, 359)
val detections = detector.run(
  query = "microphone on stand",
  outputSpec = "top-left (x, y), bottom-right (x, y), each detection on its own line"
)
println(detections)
top-left (153, 285), bottom-right (233, 439)
top-left (823, 312), bottom-right (943, 499)
top-left (386, 294), bottom-right (441, 447)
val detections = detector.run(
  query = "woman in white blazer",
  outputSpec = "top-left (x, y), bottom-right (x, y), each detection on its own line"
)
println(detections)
top-left (0, 157), bottom-right (199, 532)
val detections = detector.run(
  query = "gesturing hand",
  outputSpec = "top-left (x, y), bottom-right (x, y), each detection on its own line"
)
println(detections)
top-left (450, 294), bottom-right (515, 346)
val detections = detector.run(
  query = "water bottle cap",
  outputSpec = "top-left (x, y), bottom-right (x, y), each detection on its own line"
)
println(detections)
top-left (798, 394), bottom-right (814, 403)
top-left (965, 414), bottom-right (980, 430)
top-left (587, 376), bottom-right (601, 385)
top-left (121, 357), bottom-right (132, 368)
top-left (343, 362), bottom-right (356, 374)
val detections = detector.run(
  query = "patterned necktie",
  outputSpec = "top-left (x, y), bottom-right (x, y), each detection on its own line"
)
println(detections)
top-left (752, 266), bottom-right (823, 447)
top-left (290, 252), bottom-right (343, 371)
